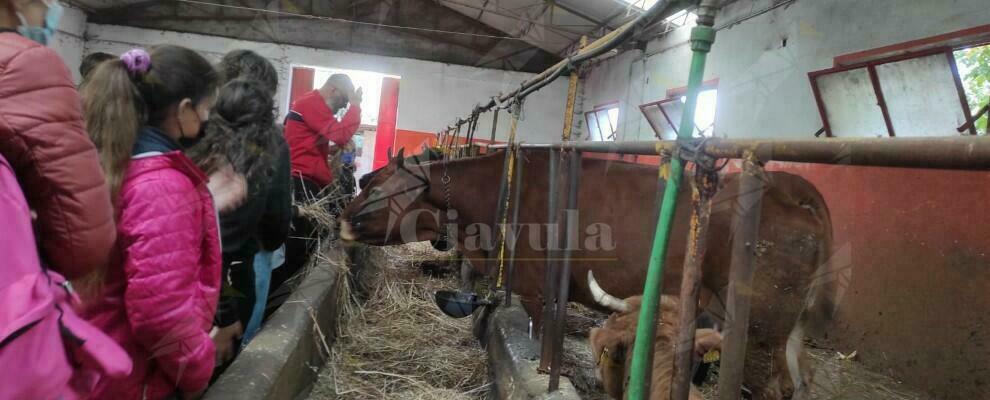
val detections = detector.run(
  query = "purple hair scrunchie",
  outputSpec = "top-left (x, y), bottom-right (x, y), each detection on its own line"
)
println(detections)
top-left (120, 49), bottom-right (151, 75)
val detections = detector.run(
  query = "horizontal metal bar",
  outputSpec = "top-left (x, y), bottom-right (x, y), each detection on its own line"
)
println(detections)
top-left (493, 137), bottom-right (990, 169)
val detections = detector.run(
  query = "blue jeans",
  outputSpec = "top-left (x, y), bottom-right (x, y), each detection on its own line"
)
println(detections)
top-left (241, 245), bottom-right (285, 347)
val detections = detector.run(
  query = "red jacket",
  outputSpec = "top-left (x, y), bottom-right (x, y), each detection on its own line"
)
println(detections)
top-left (83, 149), bottom-right (221, 399)
top-left (284, 89), bottom-right (361, 187)
top-left (0, 32), bottom-right (116, 279)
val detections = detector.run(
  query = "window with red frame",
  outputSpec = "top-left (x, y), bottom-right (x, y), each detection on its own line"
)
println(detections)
top-left (640, 80), bottom-right (718, 140)
top-left (585, 103), bottom-right (620, 141)
top-left (809, 25), bottom-right (990, 137)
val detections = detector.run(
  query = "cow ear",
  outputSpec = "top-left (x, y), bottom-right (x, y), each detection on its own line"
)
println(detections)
top-left (389, 148), bottom-right (406, 167)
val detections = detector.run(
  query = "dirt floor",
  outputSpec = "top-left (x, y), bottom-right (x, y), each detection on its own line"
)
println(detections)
top-left (307, 242), bottom-right (492, 400)
top-left (558, 302), bottom-right (926, 400)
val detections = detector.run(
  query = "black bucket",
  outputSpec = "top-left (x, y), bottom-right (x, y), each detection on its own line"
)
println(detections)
top-left (434, 290), bottom-right (490, 319)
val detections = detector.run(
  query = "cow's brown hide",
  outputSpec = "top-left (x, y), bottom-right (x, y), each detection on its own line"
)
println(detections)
top-left (341, 150), bottom-right (835, 398)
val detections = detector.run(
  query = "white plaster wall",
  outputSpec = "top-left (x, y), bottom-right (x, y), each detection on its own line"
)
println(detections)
top-left (580, 0), bottom-right (990, 140)
top-left (83, 24), bottom-right (567, 143)
top-left (49, 5), bottom-right (87, 84)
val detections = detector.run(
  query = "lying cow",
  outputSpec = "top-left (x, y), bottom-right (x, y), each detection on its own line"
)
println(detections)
top-left (588, 272), bottom-right (721, 400)
top-left (340, 150), bottom-right (835, 398)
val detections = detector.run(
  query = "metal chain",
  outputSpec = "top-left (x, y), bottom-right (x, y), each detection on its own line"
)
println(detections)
top-left (438, 146), bottom-right (454, 246)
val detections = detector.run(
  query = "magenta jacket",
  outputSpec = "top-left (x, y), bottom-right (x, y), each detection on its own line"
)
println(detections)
top-left (83, 140), bottom-right (221, 399)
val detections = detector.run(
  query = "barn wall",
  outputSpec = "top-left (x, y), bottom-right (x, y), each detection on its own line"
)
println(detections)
top-left (578, 0), bottom-right (990, 398)
top-left (580, 0), bottom-right (990, 141)
top-left (81, 24), bottom-right (567, 143)
top-left (49, 5), bottom-right (88, 84)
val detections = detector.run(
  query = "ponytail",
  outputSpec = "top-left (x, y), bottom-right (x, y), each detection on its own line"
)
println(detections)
top-left (80, 58), bottom-right (145, 203)
top-left (81, 46), bottom-right (218, 204)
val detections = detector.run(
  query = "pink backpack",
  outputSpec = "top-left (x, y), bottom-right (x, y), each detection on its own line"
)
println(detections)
top-left (0, 154), bottom-right (132, 400)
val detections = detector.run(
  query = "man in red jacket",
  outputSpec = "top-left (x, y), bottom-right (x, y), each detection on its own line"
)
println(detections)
top-left (285, 73), bottom-right (362, 191)
top-left (275, 73), bottom-right (362, 295)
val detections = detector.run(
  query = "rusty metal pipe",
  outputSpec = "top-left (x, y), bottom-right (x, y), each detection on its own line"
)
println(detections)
top-left (717, 154), bottom-right (766, 400)
top-left (549, 150), bottom-right (581, 391)
top-left (539, 149), bottom-right (561, 372)
top-left (489, 108), bottom-right (500, 144)
top-left (488, 147), bottom-right (512, 288)
top-left (670, 170), bottom-right (717, 400)
top-left (504, 148), bottom-right (525, 307)
top-left (491, 136), bottom-right (990, 170)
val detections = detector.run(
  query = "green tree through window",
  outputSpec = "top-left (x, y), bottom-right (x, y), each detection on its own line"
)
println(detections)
top-left (955, 45), bottom-right (990, 134)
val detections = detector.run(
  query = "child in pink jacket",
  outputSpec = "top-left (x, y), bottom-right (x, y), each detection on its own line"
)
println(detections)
top-left (80, 46), bottom-right (222, 400)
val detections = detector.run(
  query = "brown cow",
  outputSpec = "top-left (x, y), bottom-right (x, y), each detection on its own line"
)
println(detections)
top-left (589, 272), bottom-right (721, 400)
top-left (340, 149), bottom-right (835, 398)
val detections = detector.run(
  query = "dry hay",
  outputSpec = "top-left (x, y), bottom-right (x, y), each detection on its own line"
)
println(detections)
top-left (382, 241), bottom-right (460, 272)
top-left (561, 303), bottom-right (610, 400)
top-left (308, 243), bottom-right (490, 400)
top-left (694, 347), bottom-right (923, 400)
top-left (804, 348), bottom-right (922, 400)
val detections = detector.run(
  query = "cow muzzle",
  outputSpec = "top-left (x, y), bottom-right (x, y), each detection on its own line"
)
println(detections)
top-left (339, 220), bottom-right (358, 241)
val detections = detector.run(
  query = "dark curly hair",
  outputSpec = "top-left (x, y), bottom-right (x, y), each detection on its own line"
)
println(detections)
top-left (187, 79), bottom-right (282, 192)
top-left (217, 49), bottom-right (278, 96)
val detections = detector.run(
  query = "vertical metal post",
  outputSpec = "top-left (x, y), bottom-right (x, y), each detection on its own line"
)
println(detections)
top-left (539, 149), bottom-right (561, 372)
top-left (462, 115), bottom-right (478, 157)
top-left (560, 36), bottom-right (586, 143)
top-left (548, 150), bottom-right (581, 391)
top-left (487, 149), bottom-right (510, 281)
top-left (541, 37), bottom-right (582, 376)
top-left (454, 122), bottom-right (465, 157)
top-left (627, 23), bottom-right (717, 400)
top-left (504, 148), bottom-right (525, 307)
top-left (717, 153), bottom-right (766, 400)
top-left (489, 107), bottom-right (500, 143)
top-left (670, 170), bottom-right (718, 400)
top-left (489, 109), bottom-right (520, 290)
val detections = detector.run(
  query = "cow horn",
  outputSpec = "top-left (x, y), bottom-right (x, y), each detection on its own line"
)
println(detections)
top-left (587, 271), bottom-right (628, 313)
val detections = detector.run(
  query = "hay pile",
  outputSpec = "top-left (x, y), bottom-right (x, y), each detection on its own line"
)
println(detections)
top-left (308, 243), bottom-right (490, 400)
top-left (694, 347), bottom-right (923, 400)
top-left (804, 348), bottom-right (922, 400)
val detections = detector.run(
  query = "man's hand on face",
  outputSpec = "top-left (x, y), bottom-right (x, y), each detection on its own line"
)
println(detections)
top-left (350, 87), bottom-right (363, 106)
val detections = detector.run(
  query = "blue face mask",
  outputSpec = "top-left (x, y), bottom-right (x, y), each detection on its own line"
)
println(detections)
top-left (17, 0), bottom-right (63, 46)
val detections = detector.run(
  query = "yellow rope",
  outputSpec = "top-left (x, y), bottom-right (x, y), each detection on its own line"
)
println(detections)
top-left (495, 110), bottom-right (519, 289)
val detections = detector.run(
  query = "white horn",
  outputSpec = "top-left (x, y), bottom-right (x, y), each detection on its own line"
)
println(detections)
top-left (587, 271), bottom-right (629, 313)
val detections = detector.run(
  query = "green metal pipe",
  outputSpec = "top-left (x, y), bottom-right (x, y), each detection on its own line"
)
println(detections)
top-left (627, 25), bottom-right (716, 400)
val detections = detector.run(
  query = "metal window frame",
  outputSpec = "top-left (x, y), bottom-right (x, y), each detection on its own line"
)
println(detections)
top-left (640, 84), bottom-right (719, 139)
top-left (809, 46), bottom-right (983, 137)
top-left (583, 102), bottom-right (620, 141)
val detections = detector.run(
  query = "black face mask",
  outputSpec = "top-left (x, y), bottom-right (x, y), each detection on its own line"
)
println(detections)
top-left (179, 119), bottom-right (209, 148)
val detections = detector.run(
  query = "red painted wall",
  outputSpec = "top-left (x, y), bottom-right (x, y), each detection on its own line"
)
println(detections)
top-left (756, 162), bottom-right (990, 398)
top-left (393, 129), bottom-right (504, 157)
top-left (373, 77), bottom-right (400, 169)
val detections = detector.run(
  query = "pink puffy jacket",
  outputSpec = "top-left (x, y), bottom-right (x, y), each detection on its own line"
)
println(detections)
top-left (83, 151), bottom-right (221, 399)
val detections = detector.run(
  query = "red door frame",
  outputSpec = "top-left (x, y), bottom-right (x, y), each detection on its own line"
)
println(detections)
top-left (373, 77), bottom-right (400, 169)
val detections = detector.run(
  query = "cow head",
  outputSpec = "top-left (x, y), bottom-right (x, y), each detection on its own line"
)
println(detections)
top-left (587, 272), bottom-right (721, 400)
top-left (340, 149), bottom-right (443, 246)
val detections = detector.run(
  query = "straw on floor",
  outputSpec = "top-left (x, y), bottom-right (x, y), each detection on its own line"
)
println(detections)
top-left (308, 242), bottom-right (490, 400)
